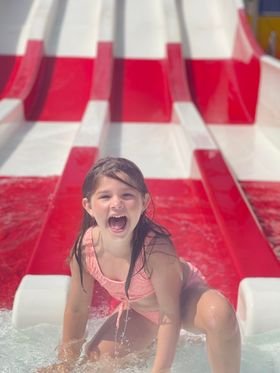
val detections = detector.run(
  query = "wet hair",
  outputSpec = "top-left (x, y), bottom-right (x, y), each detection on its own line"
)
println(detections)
top-left (71, 156), bottom-right (171, 297)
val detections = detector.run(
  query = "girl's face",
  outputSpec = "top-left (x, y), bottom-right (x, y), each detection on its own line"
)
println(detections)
top-left (83, 175), bottom-right (149, 240)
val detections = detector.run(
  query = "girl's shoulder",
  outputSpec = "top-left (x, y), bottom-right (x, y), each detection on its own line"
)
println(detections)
top-left (81, 227), bottom-right (94, 253)
top-left (144, 230), bottom-right (175, 255)
top-left (81, 226), bottom-right (100, 250)
top-left (144, 233), bottom-right (180, 277)
top-left (80, 226), bottom-right (98, 268)
top-left (80, 226), bottom-right (100, 278)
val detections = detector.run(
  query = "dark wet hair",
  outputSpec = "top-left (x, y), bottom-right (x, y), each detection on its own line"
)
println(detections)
top-left (71, 156), bottom-right (171, 297)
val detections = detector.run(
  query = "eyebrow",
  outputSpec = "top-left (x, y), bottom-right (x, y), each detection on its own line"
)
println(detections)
top-left (96, 186), bottom-right (135, 195)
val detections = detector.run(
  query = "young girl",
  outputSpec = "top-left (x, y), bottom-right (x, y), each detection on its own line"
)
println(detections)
top-left (43, 156), bottom-right (241, 372)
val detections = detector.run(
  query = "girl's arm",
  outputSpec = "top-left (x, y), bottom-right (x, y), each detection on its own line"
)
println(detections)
top-left (148, 244), bottom-right (183, 373)
top-left (58, 255), bottom-right (94, 362)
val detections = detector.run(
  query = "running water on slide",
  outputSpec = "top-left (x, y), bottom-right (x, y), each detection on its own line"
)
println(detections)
top-left (0, 0), bottom-right (280, 372)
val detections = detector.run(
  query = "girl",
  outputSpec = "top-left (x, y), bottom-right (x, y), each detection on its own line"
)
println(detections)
top-left (44, 156), bottom-right (241, 372)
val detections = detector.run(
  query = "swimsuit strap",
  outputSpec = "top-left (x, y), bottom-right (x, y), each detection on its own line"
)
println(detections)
top-left (116, 300), bottom-right (129, 330)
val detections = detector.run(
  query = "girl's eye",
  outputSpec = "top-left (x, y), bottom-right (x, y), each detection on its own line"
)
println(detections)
top-left (99, 195), bottom-right (110, 199)
top-left (123, 193), bottom-right (134, 198)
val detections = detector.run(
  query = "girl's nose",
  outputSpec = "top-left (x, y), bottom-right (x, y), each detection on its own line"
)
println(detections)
top-left (111, 196), bottom-right (123, 209)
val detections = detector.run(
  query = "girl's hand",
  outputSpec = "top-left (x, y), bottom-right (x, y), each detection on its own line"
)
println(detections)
top-left (36, 361), bottom-right (73, 373)
top-left (57, 337), bottom-right (86, 361)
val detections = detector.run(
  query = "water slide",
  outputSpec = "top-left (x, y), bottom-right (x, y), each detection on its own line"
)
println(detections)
top-left (1, 0), bottom-right (280, 344)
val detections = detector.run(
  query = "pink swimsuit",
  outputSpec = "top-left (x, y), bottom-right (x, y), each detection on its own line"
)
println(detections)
top-left (83, 227), bottom-right (206, 326)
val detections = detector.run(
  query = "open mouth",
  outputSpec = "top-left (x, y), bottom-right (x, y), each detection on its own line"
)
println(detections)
top-left (108, 215), bottom-right (127, 232)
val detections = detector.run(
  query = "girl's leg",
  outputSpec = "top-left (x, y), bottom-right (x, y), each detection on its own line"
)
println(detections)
top-left (181, 287), bottom-right (241, 373)
top-left (86, 308), bottom-right (158, 363)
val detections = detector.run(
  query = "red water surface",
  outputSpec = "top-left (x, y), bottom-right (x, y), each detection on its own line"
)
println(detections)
top-left (1, 177), bottom-right (279, 311)
top-left (0, 176), bottom-right (240, 309)
top-left (147, 179), bottom-right (240, 304)
top-left (0, 177), bottom-right (58, 309)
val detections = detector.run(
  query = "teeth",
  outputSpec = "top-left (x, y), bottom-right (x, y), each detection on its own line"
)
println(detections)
top-left (108, 215), bottom-right (127, 230)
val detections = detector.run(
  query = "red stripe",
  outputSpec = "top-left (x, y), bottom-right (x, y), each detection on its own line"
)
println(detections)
top-left (0, 56), bottom-right (21, 97)
top-left (20, 55), bottom-right (172, 122)
top-left (185, 56), bottom-right (260, 124)
top-left (4, 40), bottom-right (43, 100)
top-left (24, 57), bottom-right (94, 121)
top-left (194, 149), bottom-right (280, 278)
top-left (91, 42), bottom-right (114, 100)
top-left (110, 59), bottom-right (172, 122)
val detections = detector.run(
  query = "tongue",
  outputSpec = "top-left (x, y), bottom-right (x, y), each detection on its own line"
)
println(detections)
top-left (109, 216), bottom-right (127, 231)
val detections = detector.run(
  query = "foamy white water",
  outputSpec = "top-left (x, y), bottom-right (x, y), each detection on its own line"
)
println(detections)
top-left (0, 309), bottom-right (280, 372)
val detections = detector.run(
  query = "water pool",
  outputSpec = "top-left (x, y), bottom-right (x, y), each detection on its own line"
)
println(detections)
top-left (1, 309), bottom-right (280, 373)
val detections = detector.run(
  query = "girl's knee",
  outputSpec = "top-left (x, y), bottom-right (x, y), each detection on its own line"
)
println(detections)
top-left (196, 290), bottom-right (239, 336)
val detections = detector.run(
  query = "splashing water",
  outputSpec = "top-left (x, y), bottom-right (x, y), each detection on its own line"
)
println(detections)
top-left (1, 309), bottom-right (280, 373)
